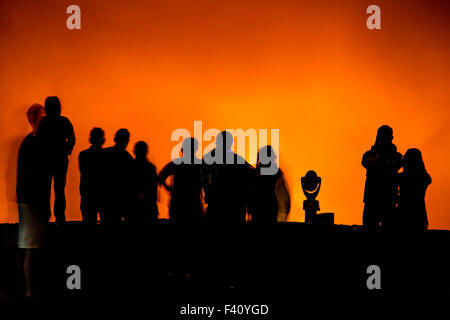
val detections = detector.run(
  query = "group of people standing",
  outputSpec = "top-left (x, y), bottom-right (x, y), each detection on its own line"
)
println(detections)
top-left (362, 125), bottom-right (432, 231)
top-left (15, 97), bottom-right (431, 298)
top-left (79, 129), bottom-right (291, 227)
top-left (17, 97), bottom-right (291, 235)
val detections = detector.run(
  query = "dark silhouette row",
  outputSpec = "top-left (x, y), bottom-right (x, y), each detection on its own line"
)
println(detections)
top-left (80, 129), bottom-right (291, 227)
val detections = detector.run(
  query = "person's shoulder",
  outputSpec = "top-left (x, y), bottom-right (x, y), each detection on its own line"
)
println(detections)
top-left (19, 133), bottom-right (34, 149)
top-left (162, 159), bottom-right (177, 170)
top-left (363, 148), bottom-right (375, 156)
top-left (60, 116), bottom-right (72, 123)
top-left (79, 148), bottom-right (88, 158)
top-left (103, 146), bottom-right (115, 155)
top-left (425, 172), bottom-right (432, 184)
top-left (57, 116), bottom-right (74, 129)
top-left (147, 161), bottom-right (157, 172)
top-left (203, 149), bottom-right (215, 162)
top-left (36, 116), bottom-right (49, 129)
top-left (235, 153), bottom-right (250, 166)
top-left (276, 167), bottom-right (283, 176)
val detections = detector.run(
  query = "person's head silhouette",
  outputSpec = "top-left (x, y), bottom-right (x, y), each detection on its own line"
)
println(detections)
top-left (44, 96), bottom-right (62, 118)
top-left (134, 141), bottom-right (148, 159)
top-left (181, 137), bottom-right (198, 163)
top-left (257, 145), bottom-right (279, 175)
top-left (27, 104), bottom-right (44, 134)
top-left (215, 131), bottom-right (233, 152)
top-left (114, 128), bottom-right (130, 149)
top-left (89, 127), bottom-right (105, 148)
top-left (375, 125), bottom-right (394, 146)
top-left (403, 148), bottom-right (426, 173)
top-left (257, 145), bottom-right (277, 167)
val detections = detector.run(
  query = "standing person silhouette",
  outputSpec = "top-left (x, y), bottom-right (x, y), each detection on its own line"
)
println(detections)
top-left (37, 96), bottom-right (75, 225)
top-left (248, 146), bottom-right (290, 224)
top-left (103, 129), bottom-right (133, 226)
top-left (398, 148), bottom-right (431, 231)
top-left (131, 141), bottom-right (159, 225)
top-left (362, 125), bottom-right (402, 231)
top-left (159, 137), bottom-right (203, 224)
top-left (202, 131), bottom-right (254, 225)
top-left (17, 104), bottom-right (49, 298)
top-left (79, 128), bottom-right (106, 226)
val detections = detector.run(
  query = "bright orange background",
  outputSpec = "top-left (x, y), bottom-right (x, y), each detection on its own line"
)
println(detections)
top-left (1, 0), bottom-right (449, 229)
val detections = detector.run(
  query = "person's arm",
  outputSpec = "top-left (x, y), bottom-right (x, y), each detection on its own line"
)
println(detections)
top-left (393, 152), bottom-right (403, 171)
top-left (158, 162), bottom-right (174, 192)
top-left (16, 140), bottom-right (26, 200)
top-left (65, 118), bottom-right (76, 156)
top-left (276, 172), bottom-right (291, 221)
top-left (362, 150), bottom-right (375, 169)
top-left (78, 151), bottom-right (84, 173)
top-left (425, 172), bottom-right (432, 186)
top-left (150, 165), bottom-right (159, 202)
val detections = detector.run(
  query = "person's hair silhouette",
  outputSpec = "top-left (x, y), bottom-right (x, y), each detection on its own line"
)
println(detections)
top-left (44, 96), bottom-right (62, 118)
top-left (403, 148), bottom-right (426, 173)
top-left (37, 96), bottom-right (75, 225)
top-left (79, 127), bottom-right (106, 225)
top-left (134, 140), bottom-right (148, 159)
top-left (26, 104), bottom-right (44, 132)
top-left (257, 145), bottom-right (276, 166)
top-left (398, 148), bottom-right (431, 231)
top-left (375, 125), bottom-right (393, 146)
top-left (216, 131), bottom-right (233, 150)
top-left (89, 127), bottom-right (105, 148)
top-left (362, 125), bottom-right (402, 231)
top-left (114, 128), bottom-right (130, 149)
top-left (181, 137), bottom-right (198, 164)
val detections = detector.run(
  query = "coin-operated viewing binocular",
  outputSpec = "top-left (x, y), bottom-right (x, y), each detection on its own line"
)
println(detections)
top-left (301, 170), bottom-right (334, 225)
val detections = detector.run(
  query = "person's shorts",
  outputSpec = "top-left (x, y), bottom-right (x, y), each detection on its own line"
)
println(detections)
top-left (18, 203), bottom-right (47, 249)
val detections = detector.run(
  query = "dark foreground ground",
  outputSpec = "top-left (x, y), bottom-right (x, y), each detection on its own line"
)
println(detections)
top-left (0, 221), bottom-right (449, 317)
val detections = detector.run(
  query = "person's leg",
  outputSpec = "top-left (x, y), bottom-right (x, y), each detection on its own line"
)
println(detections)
top-left (24, 249), bottom-right (32, 297)
top-left (80, 196), bottom-right (88, 223)
top-left (99, 205), bottom-right (105, 226)
top-left (53, 157), bottom-right (68, 224)
top-left (42, 169), bottom-right (53, 223)
top-left (16, 249), bottom-right (26, 296)
top-left (363, 203), bottom-right (377, 231)
top-left (92, 199), bottom-right (101, 226)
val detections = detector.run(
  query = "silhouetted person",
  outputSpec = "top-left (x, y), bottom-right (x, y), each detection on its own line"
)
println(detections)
top-left (202, 131), bottom-right (254, 225)
top-left (248, 146), bottom-right (290, 224)
top-left (159, 137), bottom-right (203, 224)
top-left (79, 128), bottom-right (106, 226)
top-left (37, 96), bottom-right (75, 224)
top-left (362, 125), bottom-right (402, 231)
top-left (17, 104), bottom-right (49, 298)
top-left (398, 148), bottom-right (431, 231)
top-left (103, 129), bottom-right (133, 226)
top-left (130, 141), bottom-right (159, 225)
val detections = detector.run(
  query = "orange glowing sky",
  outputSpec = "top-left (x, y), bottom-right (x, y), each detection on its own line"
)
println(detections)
top-left (0, 0), bottom-right (449, 229)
